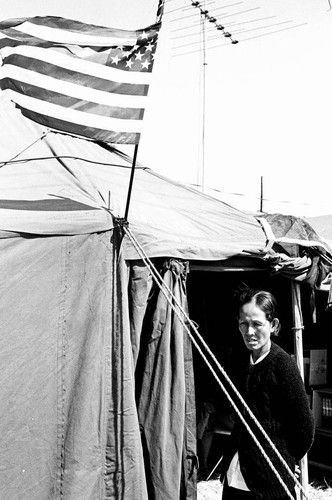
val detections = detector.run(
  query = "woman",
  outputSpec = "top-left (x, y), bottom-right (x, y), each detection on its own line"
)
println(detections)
top-left (220, 287), bottom-right (315, 500)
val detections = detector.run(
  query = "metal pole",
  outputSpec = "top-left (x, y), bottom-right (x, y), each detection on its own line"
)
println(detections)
top-left (291, 281), bottom-right (309, 500)
top-left (124, 143), bottom-right (139, 221)
top-left (197, 3), bottom-right (207, 193)
top-left (260, 176), bottom-right (263, 212)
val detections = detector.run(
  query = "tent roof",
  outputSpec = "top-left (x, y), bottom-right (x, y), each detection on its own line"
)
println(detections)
top-left (1, 95), bottom-right (331, 269)
top-left (0, 96), bottom-right (267, 261)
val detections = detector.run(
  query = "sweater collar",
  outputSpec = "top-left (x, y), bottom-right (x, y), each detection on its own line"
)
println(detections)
top-left (249, 342), bottom-right (279, 369)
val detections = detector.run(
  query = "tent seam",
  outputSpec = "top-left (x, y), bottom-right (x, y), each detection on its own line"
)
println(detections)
top-left (57, 236), bottom-right (70, 499)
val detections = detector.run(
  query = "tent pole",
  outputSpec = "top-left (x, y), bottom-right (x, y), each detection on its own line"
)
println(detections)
top-left (124, 144), bottom-right (139, 221)
top-left (291, 281), bottom-right (309, 500)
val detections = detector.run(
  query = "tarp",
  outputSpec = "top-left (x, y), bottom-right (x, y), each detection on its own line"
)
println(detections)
top-left (258, 213), bottom-right (332, 289)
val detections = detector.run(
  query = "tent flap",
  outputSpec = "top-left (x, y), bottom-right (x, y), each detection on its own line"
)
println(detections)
top-left (134, 259), bottom-right (197, 500)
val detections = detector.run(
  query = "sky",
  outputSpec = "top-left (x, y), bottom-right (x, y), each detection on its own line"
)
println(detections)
top-left (0, 0), bottom-right (331, 217)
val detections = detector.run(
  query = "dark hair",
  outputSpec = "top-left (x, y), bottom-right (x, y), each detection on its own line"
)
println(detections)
top-left (233, 285), bottom-right (280, 332)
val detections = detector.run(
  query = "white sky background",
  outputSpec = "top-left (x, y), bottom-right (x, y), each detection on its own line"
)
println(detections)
top-left (0, 0), bottom-right (331, 217)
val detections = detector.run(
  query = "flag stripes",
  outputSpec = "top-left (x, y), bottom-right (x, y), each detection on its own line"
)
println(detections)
top-left (0, 64), bottom-right (148, 109)
top-left (1, 54), bottom-right (149, 96)
top-left (0, 16), bottom-right (161, 144)
top-left (1, 79), bottom-right (145, 120)
top-left (3, 87), bottom-right (144, 131)
top-left (0, 17), bottom-right (141, 47)
top-left (17, 106), bottom-right (140, 144)
top-left (0, 45), bottom-right (152, 85)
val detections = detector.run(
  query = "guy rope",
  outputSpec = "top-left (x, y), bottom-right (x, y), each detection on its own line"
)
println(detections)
top-left (123, 224), bottom-right (309, 500)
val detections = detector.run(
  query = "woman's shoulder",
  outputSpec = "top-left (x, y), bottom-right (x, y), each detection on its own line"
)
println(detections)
top-left (268, 342), bottom-right (303, 379)
top-left (270, 341), bottom-right (293, 362)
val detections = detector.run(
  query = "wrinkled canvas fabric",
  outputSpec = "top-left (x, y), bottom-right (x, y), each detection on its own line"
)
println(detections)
top-left (0, 230), bottom-right (147, 499)
top-left (0, 95), bottom-right (266, 261)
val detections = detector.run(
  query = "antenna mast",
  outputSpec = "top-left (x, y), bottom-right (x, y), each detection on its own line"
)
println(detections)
top-left (260, 175), bottom-right (264, 212)
top-left (198, 1), bottom-right (207, 193)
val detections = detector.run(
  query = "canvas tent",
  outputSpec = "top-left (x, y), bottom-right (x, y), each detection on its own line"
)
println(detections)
top-left (0, 94), bottom-right (331, 500)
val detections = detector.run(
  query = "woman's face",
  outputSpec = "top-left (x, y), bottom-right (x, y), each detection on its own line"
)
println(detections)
top-left (238, 299), bottom-right (278, 361)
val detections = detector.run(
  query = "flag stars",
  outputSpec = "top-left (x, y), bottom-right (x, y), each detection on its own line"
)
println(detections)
top-left (111, 54), bottom-right (120, 65)
top-left (145, 42), bottom-right (154, 52)
top-left (141, 59), bottom-right (151, 70)
top-left (139, 31), bottom-right (149, 40)
top-left (105, 31), bottom-right (157, 71)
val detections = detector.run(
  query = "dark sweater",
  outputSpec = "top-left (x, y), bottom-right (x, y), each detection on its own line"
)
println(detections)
top-left (220, 342), bottom-right (315, 500)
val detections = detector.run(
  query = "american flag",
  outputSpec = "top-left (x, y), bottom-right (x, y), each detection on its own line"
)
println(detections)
top-left (0, 16), bottom-right (161, 144)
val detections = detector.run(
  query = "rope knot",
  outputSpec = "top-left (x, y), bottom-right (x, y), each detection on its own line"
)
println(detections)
top-left (113, 217), bottom-right (129, 228)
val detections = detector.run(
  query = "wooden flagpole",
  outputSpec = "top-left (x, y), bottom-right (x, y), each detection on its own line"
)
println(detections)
top-left (156, 0), bottom-right (165, 23)
top-left (123, 1), bottom-right (165, 221)
top-left (124, 143), bottom-right (139, 221)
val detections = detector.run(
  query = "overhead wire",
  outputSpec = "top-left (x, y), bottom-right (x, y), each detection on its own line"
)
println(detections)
top-left (213, 19), bottom-right (294, 37)
top-left (169, 5), bottom-right (259, 22)
top-left (173, 21), bottom-right (291, 43)
top-left (173, 21), bottom-right (307, 55)
top-left (239, 22), bottom-right (307, 43)
top-left (173, 18), bottom-right (292, 48)
top-left (0, 155), bottom-right (146, 170)
top-left (166, 0), bottom-right (215, 14)
top-left (170, 14), bottom-right (277, 37)
top-left (169, 0), bottom-right (316, 54)
top-left (169, 10), bottom-right (209, 21)
top-left (169, 4), bottom-right (244, 28)
top-left (225, 15), bottom-right (277, 27)
top-left (207, 2), bottom-right (244, 11)
top-left (169, 1), bottom-right (288, 47)
top-left (212, 6), bottom-right (260, 19)
top-left (187, 182), bottom-right (332, 212)
top-left (0, 131), bottom-right (50, 169)
top-left (4, 154), bottom-right (328, 212)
